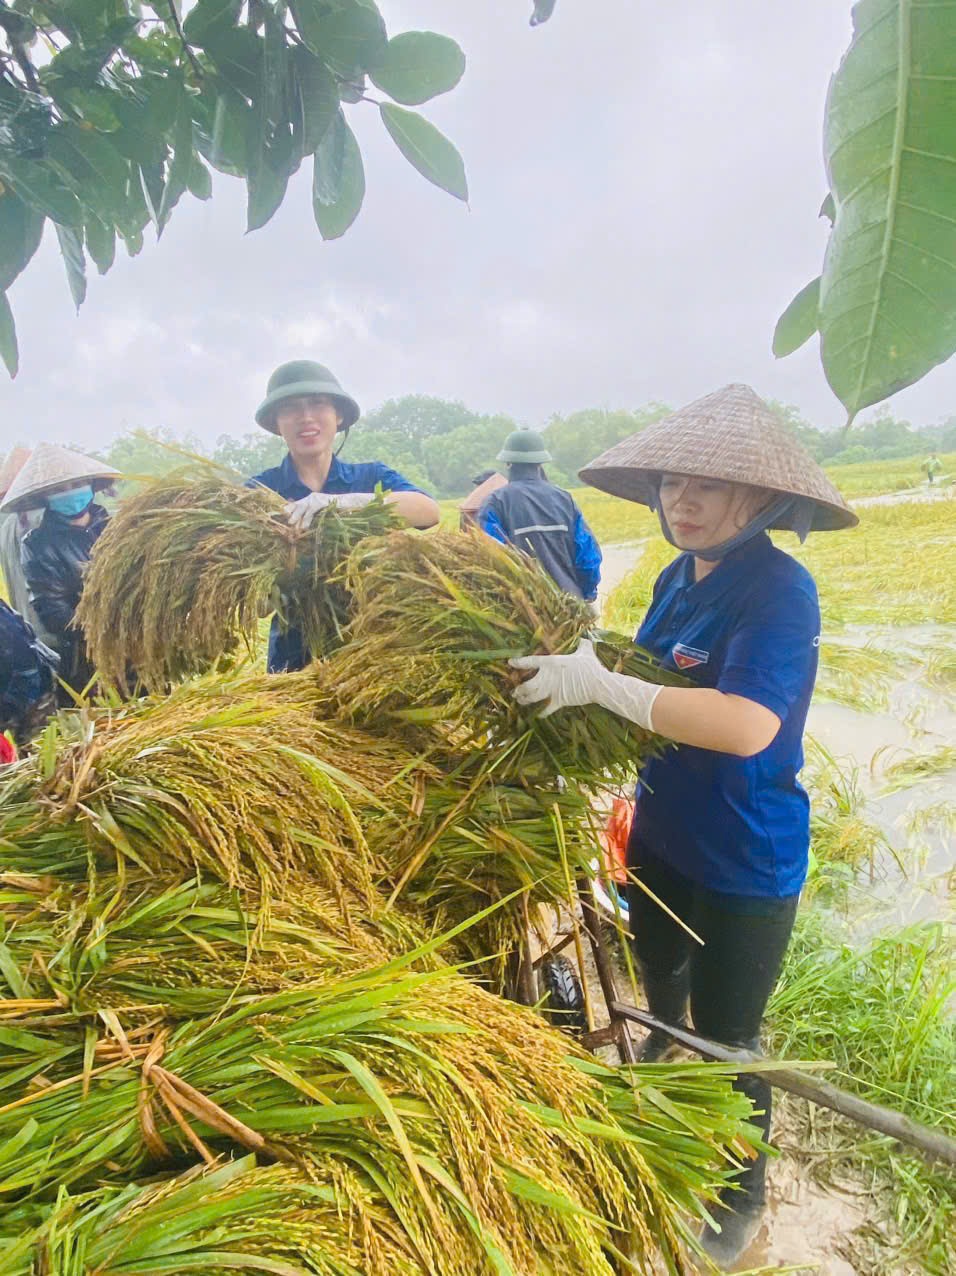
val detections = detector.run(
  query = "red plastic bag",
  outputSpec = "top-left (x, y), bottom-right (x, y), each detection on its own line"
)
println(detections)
top-left (600, 797), bottom-right (632, 885)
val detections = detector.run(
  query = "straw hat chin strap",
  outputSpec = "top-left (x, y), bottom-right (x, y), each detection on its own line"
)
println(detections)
top-left (656, 491), bottom-right (814, 562)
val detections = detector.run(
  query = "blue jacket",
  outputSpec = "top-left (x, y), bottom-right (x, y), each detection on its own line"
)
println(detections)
top-left (633, 533), bottom-right (820, 899)
top-left (0, 600), bottom-right (59, 735)
top-left (249, 452), bottom-right (427, 672)
top-left (478, 477), bottom-right (602, 600)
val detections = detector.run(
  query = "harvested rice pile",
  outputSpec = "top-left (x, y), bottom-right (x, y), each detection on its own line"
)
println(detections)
top-left (0, 713), bottom-right (758, 1275)
top-left (0, 473), bottom-right (760, 1274)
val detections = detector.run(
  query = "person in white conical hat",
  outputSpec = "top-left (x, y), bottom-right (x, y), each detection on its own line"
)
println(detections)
top-left (0, 447), bottom-right (52, 644)
top-left (1, 443), bottom-right (119, 700)
top-left (509, 384), bottom-right (857, 1266)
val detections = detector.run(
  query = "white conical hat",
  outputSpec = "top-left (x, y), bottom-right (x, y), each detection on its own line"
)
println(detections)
top-left (0, 446), bottom-right (31, 497)
top-left (579, 383), bottom-right (857, 532)
top-left (0, 442), bottom-right (119, 513)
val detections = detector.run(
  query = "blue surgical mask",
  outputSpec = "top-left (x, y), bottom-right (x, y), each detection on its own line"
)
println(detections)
top-left (47, 485), bottom-right (94, 518)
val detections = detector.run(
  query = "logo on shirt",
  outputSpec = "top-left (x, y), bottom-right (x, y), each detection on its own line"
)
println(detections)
top-left (672, 643), bottom-right (709, 670)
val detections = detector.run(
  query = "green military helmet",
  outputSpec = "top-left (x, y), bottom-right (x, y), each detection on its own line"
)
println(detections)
top-left (255, 360), bottom-right (361, 434)
top-left (497, 429), bottom-right (552, 464)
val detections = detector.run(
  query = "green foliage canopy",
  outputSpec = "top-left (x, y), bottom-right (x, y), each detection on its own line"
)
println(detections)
top-left (0, 0), bottom-right (475, 375)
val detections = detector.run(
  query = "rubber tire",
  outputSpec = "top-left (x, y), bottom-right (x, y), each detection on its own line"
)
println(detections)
top-left (538, 954), bottom-right (587, 1032)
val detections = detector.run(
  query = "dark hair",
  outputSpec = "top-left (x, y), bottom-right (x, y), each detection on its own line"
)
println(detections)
top-left (508, 462), bottom-right (545, 481)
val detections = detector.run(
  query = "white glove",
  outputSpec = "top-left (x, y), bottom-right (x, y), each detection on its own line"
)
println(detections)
top-left (510, 638), bottom-right (663, 730)
top-left (284, 491), bottom-right (375, 530)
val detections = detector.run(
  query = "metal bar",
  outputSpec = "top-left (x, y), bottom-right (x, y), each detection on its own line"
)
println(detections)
top-left (610, 1001), bottom-right (956, 1169)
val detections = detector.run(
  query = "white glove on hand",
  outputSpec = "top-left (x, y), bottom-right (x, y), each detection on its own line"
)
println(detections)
top-left (510, 638), bottom-right (663, 730)
top-left (284, 491), bottom-right (375, 530)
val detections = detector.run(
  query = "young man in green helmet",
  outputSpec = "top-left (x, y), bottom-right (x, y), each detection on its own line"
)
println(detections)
top-left (478, 429), bottom-right (602, 601)
top-left (248, 360), bottom-right (440, 672)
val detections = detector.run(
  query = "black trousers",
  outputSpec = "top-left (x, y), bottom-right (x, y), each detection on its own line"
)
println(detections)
top-left (626, 833), bottom-right (799, 1202)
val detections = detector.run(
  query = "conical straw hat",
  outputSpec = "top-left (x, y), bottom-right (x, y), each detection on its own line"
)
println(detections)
top-left (579, 384), bottom-right (857, 532)
top-left (0, 446), bottom-right (30, 497)
top-left (0, 442), bottom-right (119, 513)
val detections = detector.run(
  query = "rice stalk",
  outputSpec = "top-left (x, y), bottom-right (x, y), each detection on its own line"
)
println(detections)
top-left (0, 1155), bottom-right (430, 1276)
top-left (76, 469), bottom-right (400, 692)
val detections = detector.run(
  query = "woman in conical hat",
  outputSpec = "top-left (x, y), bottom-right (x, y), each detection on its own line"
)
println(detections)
top-left (1, 443), bottom-right (118, 701)
top-left (510, 384), bottom-right (856, 1265)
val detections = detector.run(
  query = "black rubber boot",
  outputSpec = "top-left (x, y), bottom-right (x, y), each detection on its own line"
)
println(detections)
top-left (698, 1185), bottom-right (766, 1269)
top-left (635, 961), bottom-right (689, 1062)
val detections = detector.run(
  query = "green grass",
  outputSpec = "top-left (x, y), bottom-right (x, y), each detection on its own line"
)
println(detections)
top-left (823, 451), bottom-right (956, 499)
top-left (767, 912), bottom-right (956, 1275)
top-left (602, 502), bottom-right (956, 654)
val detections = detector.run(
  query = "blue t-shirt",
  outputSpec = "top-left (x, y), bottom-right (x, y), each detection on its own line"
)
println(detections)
top-left (249, 452), bottom-right (426, 671)
top-left (633, 533), bottom-right (820, 899)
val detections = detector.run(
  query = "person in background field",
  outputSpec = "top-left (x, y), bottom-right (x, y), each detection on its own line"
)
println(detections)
top-left (248, 360), bottom-right (440, 672)
top-left (922, 452), bottom-right (942, 485)
top-left (459, 468), bottom-right (506, 531)
top-left (0, 444), bottom-right (118, 702)
top-left (509, 385), bottom-right (857, 1266)
top-left (0, 448), bottom-right (54, 647)
top-left (478, 430), bottom-right (602, 601)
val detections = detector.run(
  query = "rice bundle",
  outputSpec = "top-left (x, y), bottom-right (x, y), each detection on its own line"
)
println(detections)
top-left (76, 469), bottom-right (400, 692)
top-left (0, 673), bottom-right (435, 914)
top-left (328, 529), bottom-right (685, 787)
top-left (0, 887), bottom-right (759, 1275)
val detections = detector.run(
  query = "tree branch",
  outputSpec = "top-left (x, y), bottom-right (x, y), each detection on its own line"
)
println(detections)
top-left (166, 0), bottom-right (202, 79)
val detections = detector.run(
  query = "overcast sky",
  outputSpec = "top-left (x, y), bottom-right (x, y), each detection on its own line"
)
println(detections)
top-left (3, 0), bottom-right (956, 455)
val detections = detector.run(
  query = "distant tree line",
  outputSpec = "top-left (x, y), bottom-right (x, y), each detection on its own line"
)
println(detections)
top-left (72, 396), bottom-right (956, 500)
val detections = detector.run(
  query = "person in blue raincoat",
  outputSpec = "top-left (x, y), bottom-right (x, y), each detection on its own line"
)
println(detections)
top-left (478, 430), bottom-right (602, 601)
top-left (508, 385), bottom-right (858, 1266)
top-left (248, 360), bottom-right (440, 672)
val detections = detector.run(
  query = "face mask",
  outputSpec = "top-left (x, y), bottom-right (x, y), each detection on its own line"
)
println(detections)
top-left (47, 485), bottom-right (94, 518)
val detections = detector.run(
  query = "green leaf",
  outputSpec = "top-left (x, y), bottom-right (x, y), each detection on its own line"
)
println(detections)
top-left (85, 215), bottom-right (116, 275)
top-left (773, 275), bottom-right (821, 358)
top-left (0, 193), bottom-right (44, 292)
top-left (370, 31), bottom-right (465, 106)
top-left (290, 0), bottom-right (387, 77)
top-left (312, 110), bottom-right (365, 239)
top-left (202, 27), bottom-right (263, 100)
top-left (188, 158), bottom-right (213, 200)
top-left (245, 17), bottom-right (295, 232)
top-left (183, 0), bottom-right (242, 47)
top-left (530, 0), bottom-right (559, 26)
top-left (819, 191), bottom-right (835, 226)
top-left (292, 46), bottom-right (338, 154)
top-left (0, 157), bottom-right (83, 228)
top-left (819, 0), bottom-right (956, 417)
top-left (45, 124), bottom-right (130, 225)
top-left (55, 222), bottom-right (87, 310)
top-left (158, 90), bottom-right (195, 233)
top-left (0, 297), bottom-right (16, 377)
top-left (379, 103), bottom-right (468, 201)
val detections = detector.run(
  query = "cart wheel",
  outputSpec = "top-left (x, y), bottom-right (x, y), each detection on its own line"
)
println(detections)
top-left (538, 954), bottom-right (587, 1032)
